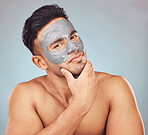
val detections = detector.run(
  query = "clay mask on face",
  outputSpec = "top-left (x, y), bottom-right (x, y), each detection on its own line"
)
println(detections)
top-left (40, 19), bottom-right (85, 64)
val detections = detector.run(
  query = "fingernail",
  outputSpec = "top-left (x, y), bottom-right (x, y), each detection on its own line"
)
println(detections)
top-left (61, 68), bottom-right (66, 74)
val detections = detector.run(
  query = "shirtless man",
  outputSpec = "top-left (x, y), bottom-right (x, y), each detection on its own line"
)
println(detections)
top-left (5, 4), bottom-right (144, 135)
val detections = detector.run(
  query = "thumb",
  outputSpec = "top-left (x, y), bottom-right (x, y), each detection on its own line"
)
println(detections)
top-left (61, 68), bottom-right (74, 82)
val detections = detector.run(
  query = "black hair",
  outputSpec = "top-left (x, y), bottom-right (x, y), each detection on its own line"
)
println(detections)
top-left (22, 4), bottom-right (68, 55)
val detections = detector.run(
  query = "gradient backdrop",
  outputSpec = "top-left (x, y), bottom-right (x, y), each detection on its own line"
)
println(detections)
top-left (0, 0), bottom-right (148, 134)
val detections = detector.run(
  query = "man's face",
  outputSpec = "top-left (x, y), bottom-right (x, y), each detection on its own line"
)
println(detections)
top-left (38, 17), bottom-right (87, 76)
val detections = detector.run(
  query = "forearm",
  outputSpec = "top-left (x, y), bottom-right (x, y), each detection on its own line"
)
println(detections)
top-left (35, 101), bottom-right (88, 135)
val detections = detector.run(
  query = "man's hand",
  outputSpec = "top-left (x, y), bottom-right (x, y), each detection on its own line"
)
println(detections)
top-left (61, 61), bottom-right (98, 111)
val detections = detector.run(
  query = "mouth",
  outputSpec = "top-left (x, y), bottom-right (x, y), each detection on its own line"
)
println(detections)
top-left (69, 52), bottom-right (84, 63)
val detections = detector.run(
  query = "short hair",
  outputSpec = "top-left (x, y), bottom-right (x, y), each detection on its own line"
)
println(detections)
top-left (22, 4), bottom-right (68, 55)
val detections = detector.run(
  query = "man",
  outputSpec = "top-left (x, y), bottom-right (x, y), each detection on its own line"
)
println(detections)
top-left (6, 4), bottom-right (144, 135)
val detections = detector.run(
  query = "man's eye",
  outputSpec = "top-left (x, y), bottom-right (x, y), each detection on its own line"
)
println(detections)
top-left (53, 43), bottom-right (64, 49)
top-left (70, 35), bottom-right (77, 40)
top-left (53, 44), bottom-right (61, 48)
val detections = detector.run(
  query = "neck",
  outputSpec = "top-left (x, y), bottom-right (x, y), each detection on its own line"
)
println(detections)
top-left (45, 70), bottom-right (72, 107)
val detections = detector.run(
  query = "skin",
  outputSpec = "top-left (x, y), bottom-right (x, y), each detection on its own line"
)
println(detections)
top-left (5, 17), bottom-right (145, 135)
top-left (40, 19), bottom-right (85, 64)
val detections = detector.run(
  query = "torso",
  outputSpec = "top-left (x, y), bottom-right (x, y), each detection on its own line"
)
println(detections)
top-left (25, 72), bottom-right (113, 135)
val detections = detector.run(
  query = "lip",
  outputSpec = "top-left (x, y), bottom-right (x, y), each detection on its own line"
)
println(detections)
top-left (69, 53), bottom-right (83, 63)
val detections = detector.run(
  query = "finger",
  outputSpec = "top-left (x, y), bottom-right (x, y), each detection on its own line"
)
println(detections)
top-left (81, 61), bottom-right (93, 74)
top-left (61, 68), bottom-right (74, 82)
top-left (92, 68), bottom-right (95, 75)
top-left (89, 67), bottom-right (94, 75)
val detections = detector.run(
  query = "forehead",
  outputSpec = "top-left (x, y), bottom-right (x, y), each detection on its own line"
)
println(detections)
top-left (40, 18), bottom-right (75, 39)
top-left (39, 18), bottom-right (75, 48)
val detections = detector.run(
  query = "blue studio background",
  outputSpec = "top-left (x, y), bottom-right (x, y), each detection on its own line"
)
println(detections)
top-left (0, 0), bottom-right (148, 134)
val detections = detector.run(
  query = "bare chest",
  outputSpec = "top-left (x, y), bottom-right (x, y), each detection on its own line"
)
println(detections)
top-left (35, 94), bottom-right (109, 135)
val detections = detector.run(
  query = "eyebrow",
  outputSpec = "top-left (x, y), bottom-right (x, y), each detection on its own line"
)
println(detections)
top-left (49, 38), bottom-right (64, 47)
top-left (70, 30), bottom-right (77, 36)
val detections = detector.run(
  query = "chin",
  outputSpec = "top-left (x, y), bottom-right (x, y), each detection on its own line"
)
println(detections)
top-left (59, 55), bottom-right (87, 77)
top-left (70, 61), bottom-right (86, 77)
top-left (71, 70), bottom-right (82, 77)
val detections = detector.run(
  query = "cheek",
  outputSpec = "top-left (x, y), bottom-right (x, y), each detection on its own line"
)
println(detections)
top-left (43, 47), bottom-right (68, 64)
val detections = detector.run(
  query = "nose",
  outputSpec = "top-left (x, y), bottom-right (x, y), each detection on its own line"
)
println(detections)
top-left (66, 39), bottom-right (78, 54)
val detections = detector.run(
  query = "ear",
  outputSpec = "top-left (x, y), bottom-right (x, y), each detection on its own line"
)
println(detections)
top-left (32, 55), bottom-right (48, 70)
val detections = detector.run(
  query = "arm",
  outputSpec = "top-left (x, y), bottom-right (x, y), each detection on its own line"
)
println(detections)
top-left (106, 76), bottom-right (145, 135)
top-left (5, 90), bottom-right (86, 135)
top-left (6, 61), bottom-right (98, 135)
top-left (5, 84), bottom-right (44, 135)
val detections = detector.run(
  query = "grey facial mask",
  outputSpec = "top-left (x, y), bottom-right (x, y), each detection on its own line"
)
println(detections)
top-left (40, 19), bottom-right (85, 64)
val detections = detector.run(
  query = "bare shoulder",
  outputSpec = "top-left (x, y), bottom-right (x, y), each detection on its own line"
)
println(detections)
top-left (95, 71), bottom-right (124, 82)
top-left (6, 76), bottom-right (48, 135)
top-left (95, 71), bottom-right (135, 104)
top-left (7, 75), bottom-right (51, 119)
top-left (8, 76), bottom-right (46, 105)
top-left (94, 72), bottom-right (145, 134)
